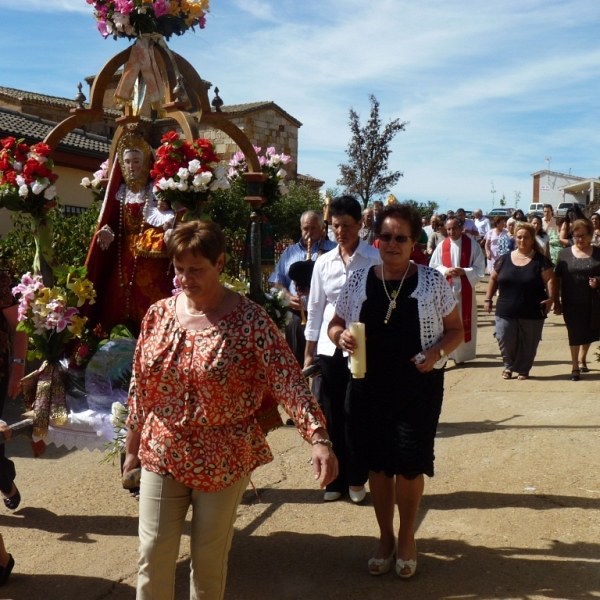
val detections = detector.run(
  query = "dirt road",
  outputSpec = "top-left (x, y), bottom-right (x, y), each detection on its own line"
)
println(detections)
top-left (2, 281), bottom-right (599, 600)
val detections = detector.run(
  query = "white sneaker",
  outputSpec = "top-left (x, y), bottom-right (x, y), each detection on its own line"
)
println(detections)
top-left (323, 491), bottom-right (342, 502)
top-left (349, 486), bottom-right (366, 503)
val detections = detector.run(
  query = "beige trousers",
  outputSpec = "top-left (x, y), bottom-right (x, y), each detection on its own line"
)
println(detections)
top-left (137, 468), bottom-right (249, 600)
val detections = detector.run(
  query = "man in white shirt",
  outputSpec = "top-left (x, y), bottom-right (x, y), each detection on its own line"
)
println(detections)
top-left (305, 196), bottom-right (380, 503)
top-left (430, 217), bottom-right (485, 363)
top-left (422, 216), bottom-right (434, 239)
top-left (473, 209), bottom-right (490, 238)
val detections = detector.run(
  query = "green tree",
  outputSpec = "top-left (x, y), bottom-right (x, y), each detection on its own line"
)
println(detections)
top-left (499, 194), bottom-right (506, 207)
top-left (338, 95), bottom-right (408, 208)
top-left (264, 181), bottom-right (323, 242)
top-left (403, 199), bottom-right (440, 219)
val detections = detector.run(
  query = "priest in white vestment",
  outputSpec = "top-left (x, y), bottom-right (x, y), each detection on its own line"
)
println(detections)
top-left (430, 217), bottom-right (485, 363)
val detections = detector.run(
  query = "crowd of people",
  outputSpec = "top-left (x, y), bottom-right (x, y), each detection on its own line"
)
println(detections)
top-left (2, 190), bottom-right (599, 597)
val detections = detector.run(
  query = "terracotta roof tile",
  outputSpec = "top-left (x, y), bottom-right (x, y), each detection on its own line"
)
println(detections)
top-left (219, 101), bottom-right (302, 127)
top-left (0, 108), bottom-right (110, 157)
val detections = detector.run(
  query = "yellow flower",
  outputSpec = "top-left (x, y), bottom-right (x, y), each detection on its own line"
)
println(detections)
top-left (67, 278), bottom-right (97, 307)
top-left (170, 1), bottom-right (181, 16)
top-left (67, 315), bottom-right (87, 338)
top-left (182, 0), bottom-right (206, 16)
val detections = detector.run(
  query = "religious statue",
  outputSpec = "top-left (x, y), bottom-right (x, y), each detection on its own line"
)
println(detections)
top-left (85, 130), bottom-right (174, 335)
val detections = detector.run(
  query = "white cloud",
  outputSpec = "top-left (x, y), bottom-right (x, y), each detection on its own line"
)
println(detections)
top-left (231, 0), bottom-right (276, 21)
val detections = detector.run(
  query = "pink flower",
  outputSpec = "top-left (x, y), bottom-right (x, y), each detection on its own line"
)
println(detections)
top-left (172, 275), bottom-right (182, 296)
top-left (115, 0), bottom-right (134, 14)
top-left (265, 147), bottom-right (276, 157)
top-left (97, 20), bottom-right (110, 38)
top-left (253, 146), bottom-right (262, 154)
top-left (153, 0), bottom-right (170, 18)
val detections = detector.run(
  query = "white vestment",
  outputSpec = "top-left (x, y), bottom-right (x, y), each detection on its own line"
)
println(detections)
top-left (430, 236), bottom-right (485, 363)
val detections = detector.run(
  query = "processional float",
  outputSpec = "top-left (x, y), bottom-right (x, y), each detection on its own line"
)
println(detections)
top-left (0, 1), bottom-right (292, 455)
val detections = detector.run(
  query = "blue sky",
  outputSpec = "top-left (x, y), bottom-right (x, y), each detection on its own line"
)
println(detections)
top-left (3, 0), bottom-right (600, 212)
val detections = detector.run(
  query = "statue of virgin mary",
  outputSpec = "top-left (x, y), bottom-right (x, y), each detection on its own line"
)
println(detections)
top-left (85, 130), bottom-right (174, 335)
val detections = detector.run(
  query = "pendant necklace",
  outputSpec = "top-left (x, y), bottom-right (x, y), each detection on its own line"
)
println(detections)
top-left (382, 263), bottom-right (411, 324)
top-left (515, 249), bottom-right (534, 259)
top-left (184, 290), bottom-right (228, 318)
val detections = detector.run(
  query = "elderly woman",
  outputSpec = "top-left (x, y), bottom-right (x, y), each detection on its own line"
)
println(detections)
top-left (554, 219), bottom-right (600, 380)
top-left (484, 215), bottom-right (509, 273)
top-left (426, 213), bottom-right (447, 256)
top-left (123, 221), bottom-right (337, 600)
top-left (304, 195), bottom-right (380, 503)
top-left (485, 223), bottom-right (555, 380)
top-left (328, 203), bottom-right (463, 578)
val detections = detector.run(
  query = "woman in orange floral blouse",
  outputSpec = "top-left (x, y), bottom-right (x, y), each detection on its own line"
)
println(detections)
top-left (123, 221), bottom-right (337, 600)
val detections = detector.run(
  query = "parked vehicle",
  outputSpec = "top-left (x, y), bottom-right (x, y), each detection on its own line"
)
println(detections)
top-left (556, 202), bottom-right (586, 217)
top-left (528, 203), bottom-right (545, 213)
top-left (487, 208), bottom-right (515, 218)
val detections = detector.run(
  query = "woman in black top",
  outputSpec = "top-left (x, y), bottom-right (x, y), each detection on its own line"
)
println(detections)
top-left (554, 219), bottom-right (600, 380)
top-left (485, 223), bottom-right (555, 380)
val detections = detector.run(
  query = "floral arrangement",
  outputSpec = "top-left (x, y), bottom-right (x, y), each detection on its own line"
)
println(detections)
top-left (80, 159), bottom-right (109, 203)
top-left (0, 137), bottom-right (58, 218)
top-left (88, 0), bottom-right (209, 40)
top-left (101, 401), bottom-right (128, 465)
top-left (151, 131), bottom-right (230, 220)
top-left (13, 270), bottom-right (96, 363)
top-left (262, 287), bottom-right (293, 330)
top-left (228, 145), bottom-right (291, 206)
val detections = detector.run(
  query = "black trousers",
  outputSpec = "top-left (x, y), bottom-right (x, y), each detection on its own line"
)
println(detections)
top-left (319, 349), bottom-right (368, 493)
top-left (0, 374), bottom-right (15, 495)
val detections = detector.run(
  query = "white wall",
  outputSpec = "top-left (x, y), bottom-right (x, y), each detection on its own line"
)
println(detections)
top-left (536, 171), bottom-right (585, 209)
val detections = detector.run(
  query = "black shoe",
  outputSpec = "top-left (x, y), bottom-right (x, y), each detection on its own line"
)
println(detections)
top-left (3, 488), bottom-right (20, 510)
top-left (0, 554), bottom-right (14, 585)
top-left (571, 370), bottom-right (580, 382)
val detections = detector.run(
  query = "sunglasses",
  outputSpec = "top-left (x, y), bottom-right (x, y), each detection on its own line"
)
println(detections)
top-left (379, 233), bottom-right (411, 244)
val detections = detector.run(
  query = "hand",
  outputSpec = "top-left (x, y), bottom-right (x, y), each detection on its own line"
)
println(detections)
top-left (303, 355), bottom-right (315, 370)
top-left (540, 298), bottom-right (553, 315)
top-left (337, 329), bottom-right (356, 354)
top-left (97, 227), bottom-right (114, 250)
top-left (412, 348), bottom-right (440, 373)
top-left (446, 267), bottom-right (464, 278)
top-left (0, 422), bottom-right (12, 440)
top-left (554, 302), bottom-right (562, 316)
top-left (484, 300), bottom-right (493, 314)
top-left (589, 277), bottom-right (598, 290)
top-left (289, 294), bottom-right (303, 311)
top-left (486, 254), bottom-right (492, 260)
top-left (122, 452), bottom-right (140, 474)
top-left (311, 443), bottom-right (338, 489)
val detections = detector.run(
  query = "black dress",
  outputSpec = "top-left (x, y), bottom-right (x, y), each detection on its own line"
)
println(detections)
top-left (347, 267), bottom-right (444, 479)
top-left (555, 247), bottom-right (600, 345)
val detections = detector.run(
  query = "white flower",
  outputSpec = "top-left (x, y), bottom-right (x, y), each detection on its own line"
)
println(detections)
top-left (12, 161), bottom-right (22, 172)
top-left (19, 185), bottom-right (29, 198)
top-left (168, 179), bottom-right (178, 190)
top-left (31, 181), bottom-right (46, 195)
top-left (187, 159), bottom-right (201, 174)
top-left (112, 12), bottom-right (131, 31)
top-left (44, 186), bottom-right (57, 200)
top-left (176, 181), bottom-right (188, 192)
top-left (276, 168), bottom-right (287, 179)
top-left (177, 168), bottom-right (190, 181)
top-left (81, 177), bottom-right (91, 187)
top-left (278, 181), bottom-right (289, 195)
top-left (16, 175), bottom-right (25, 187)
top-left (157, 177), bottom-right (170, 190)
top-left (214, 165), bottom-right (226, 179)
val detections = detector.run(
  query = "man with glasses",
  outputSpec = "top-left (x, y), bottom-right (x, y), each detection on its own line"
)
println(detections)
top-left (430, 217), bottom-right (485, 363)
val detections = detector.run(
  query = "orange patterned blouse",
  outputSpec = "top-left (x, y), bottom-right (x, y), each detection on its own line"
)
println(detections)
top-left (127, 295), bottom-right (326, 492)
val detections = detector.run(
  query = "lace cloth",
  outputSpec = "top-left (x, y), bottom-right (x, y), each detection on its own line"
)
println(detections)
top-left (335, 264), bottom-right (457, 369)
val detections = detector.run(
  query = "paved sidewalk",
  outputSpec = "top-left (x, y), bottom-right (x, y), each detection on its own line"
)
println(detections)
top-left (1, 280), bottom-right (599, 600)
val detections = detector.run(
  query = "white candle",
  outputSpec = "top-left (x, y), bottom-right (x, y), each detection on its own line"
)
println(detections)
top-left (349, 322), bottom-right (366, 379)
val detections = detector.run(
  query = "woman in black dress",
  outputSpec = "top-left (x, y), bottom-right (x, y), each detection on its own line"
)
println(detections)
top-left (554, 219), bottom-right (600, 380)
top-left (484, 223), bottom-right (555, 380)
top-left (328, 204), bottom-right (463, 579)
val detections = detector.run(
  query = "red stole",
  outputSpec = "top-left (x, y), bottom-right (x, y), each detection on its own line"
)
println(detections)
top-left (441, 235), bottom-right (473, 343)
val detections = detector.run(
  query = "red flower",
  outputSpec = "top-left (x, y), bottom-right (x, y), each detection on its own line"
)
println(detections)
top-left (30, 142), bottom-right (52, 158)
top-left (1, 137), bottom-right (16, 150)
top-left (161, 131), bottom-right (180, 144)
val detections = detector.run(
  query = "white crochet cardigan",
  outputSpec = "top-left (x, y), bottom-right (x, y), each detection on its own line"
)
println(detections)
top-left (335, 264), bottom-right (457, 369)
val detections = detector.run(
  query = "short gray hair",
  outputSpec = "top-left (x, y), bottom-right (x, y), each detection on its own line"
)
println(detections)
top-left (300, 210), bottom-right (324, 227)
